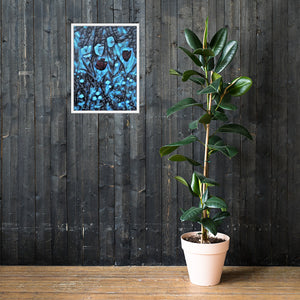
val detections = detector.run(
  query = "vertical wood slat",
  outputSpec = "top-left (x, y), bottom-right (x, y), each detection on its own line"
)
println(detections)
top-left (160, 0), bottom-right (178, 266)
top-left (80, 0), bottom-right (99, 266)
top-left (287, 0), bottom-right (300, 266)
top-left (255, 0), bottom-right (273, 265)
top-left (128, 0), bottom-right (146, 265)
top-left (66, 0), bottom-right (82, 265)
top-left (98, 0), bottom-right (115, 266)
top-left (239, 0), bottom-right (257, 266)
top-left (17, 0), bottom-right (35, 265)
top-left (0, 0), bottom-right (2, 264)
top-left (113, 0), bottom-right (131, 266)
top-left (49, 0), bottom-right (67, 265)
top-left (145, 0), bottom-right (162, 265)
top-left (1, 0), bottom-right (21, 264)
top-left (34, 0), bottom-right (52, 265)
top-left (271, 0), bottom-right (288, 265)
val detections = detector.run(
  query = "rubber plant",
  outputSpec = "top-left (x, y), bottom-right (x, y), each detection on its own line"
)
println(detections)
top-left (159, 18), bottom-right (253, 243)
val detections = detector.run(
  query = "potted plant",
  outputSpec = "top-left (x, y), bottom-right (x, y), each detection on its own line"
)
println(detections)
top-left (159, 18), bottom-right (253, 286)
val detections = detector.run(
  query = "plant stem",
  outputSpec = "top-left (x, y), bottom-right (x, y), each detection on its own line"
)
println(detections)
top-left (201, 79), bottom-right (213, 243)
top-left (203, 93), bottom-right (212, 179)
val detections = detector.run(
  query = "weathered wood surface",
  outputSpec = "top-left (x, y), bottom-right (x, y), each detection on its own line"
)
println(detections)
top-left (0, 0), bottom-right (300, 266)
top-left (0, 266), bottom-right (299, 299)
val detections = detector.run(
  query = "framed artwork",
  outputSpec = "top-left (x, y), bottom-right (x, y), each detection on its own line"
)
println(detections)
top-left (71, 23), bottom-right (139, 113)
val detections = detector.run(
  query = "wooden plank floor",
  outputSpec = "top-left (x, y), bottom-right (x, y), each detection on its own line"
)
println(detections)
top-left (0, 266), bottom-right (299, 299)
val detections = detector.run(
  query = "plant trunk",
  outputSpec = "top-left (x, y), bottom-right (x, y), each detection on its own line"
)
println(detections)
top-left (201, 92), bottom-right (212, 243)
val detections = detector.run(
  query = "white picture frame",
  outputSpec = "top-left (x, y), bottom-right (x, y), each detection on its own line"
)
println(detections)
top-left (71, 23), bottom-right (139, 113)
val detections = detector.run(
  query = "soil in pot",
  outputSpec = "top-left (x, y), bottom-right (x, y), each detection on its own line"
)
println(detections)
top-left (183, 233), bottom-right (225, 244)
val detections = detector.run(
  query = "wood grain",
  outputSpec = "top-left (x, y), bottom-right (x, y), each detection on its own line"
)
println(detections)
top-left (0, 266), bottom-right (299, 299)
top-left (66, 0), bottom-right (83, 266)
top-left (97, 0), bottom-right (116, 266)
top-left (80, 0), bottom-right (100, 266)
top-left (145, 0), bottom-right (162, 264)
top-left (271, 0), bottom-right (289, 265)
top-left (34, 0), bottom-right (53, 265)
top-left (287, 0), bottom-right (300, 266)
top-left (239, 0), bottom-right (257, 266)
top-left (16, 0), bottom-right (36, 265)
top-left (2, 0), bottom-right (23, 265)
top-left (113, 0), bottom-right (131, 266)
top-left (128, 0), bottom-right (146, 265)
top-left (0, 0), bottom-right (2, 264)
top-left (161, 0), bottom-right (179, 265)
top-left (49, 0), bottom-right (67, 265)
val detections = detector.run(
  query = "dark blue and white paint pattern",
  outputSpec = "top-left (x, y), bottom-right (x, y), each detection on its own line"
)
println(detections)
top-left (73, 25), bottom-right (137, 111)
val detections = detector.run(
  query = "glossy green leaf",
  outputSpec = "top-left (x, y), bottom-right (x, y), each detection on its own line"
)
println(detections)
top-left (208, 135), bottom-right (224, 146)
top-left (193, 48), bottom-right (215, 57)
top-left (215, 40), bottom-right (238, 73)
top-left (191, 173), bottom-right (201, 195)
top-left (217, 123), bottom-right (253, 140)
top-left (180, 207), bottom-right (203, 222)
top-left (159, 145), bottom-right (179, 157)
top-left (174, 176), bottom-right (189, 187)
top-left (208, 136), bottom-right (238, 158)
top-left (189, 119), bottom-right (199, 130)
top-left (210, 27), bottom-right (228, 56)
top-left (219, 94), bottom-right (237, 111)
top-left (220, 102), bottom-right (237, 110)
top-left (227, 76), bottom-right (253, 96)
top-left (201, 218), bottom-right (217, 235)
top-left (212, 72), bottom-right (222, 81)
top-left (212, 110), bottom-right (228, 121)
top-left (212, 211), bottom-right (230, 226)
top-left (203, 177), bottom-right (219, 186)
top-left (205, 196), bottom-right (227, 209)
top-left (208, 144), bottom-right (238, 159)
top-left (159, 135), bottom-right (198, 157)
top-left (202, 189), bottom-right (208, 203)
top-left (169, 69), bottom-right (182, 76)
top-left (211, 104), bottom-right (228, 121)
top-left (168, 154), bottom-right (202, 166)
top-left (189, 77), bottom-right (206, 85)
top-left (182, 70), bottom-right (205, 82)
top-left (175, 176), bottom-right (198, 197)
top-left (207, 57), bottom-right (214, 71)
top-left (226, 146), bottom-right (238, 158)
top-left (179, 47), bottom-right (202, 67)
top-left (213, 211), bottom-right (230, 221)
top-left (198, 77), bottom-right (222, 95)
top-left (184, 28), bottom-right (203, 50)
top-left (194, 171), bottom-right (219, 186)
top-left (167, 98), bottom-right (203, 117)
top-left (203, 17), bottom-right (208, 49)
top-left (199, 55), bottom-right (206, 67)
top-left (199, 113), bottom-right (212, 124)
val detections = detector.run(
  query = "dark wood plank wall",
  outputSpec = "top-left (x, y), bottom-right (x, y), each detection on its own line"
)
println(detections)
top-left (0, 0), bottom-right (299, 266)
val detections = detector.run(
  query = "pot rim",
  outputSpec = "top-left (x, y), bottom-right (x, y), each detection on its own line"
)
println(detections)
top-left (181, 231), bottom-right (230, 254)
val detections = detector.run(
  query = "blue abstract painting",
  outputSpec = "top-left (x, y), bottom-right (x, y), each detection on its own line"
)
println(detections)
top-left (71, 24), bottom-right (139, 113)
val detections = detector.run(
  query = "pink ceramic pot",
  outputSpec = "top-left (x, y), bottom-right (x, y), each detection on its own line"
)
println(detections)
top-left (181, 232), bottom-right (230, 286)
